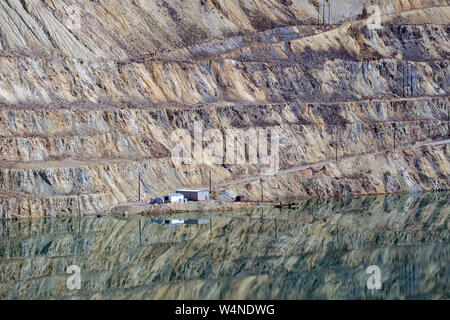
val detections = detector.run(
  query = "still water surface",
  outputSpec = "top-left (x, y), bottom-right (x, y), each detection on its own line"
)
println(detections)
top-left (0, 192), bottom-right (448, 299)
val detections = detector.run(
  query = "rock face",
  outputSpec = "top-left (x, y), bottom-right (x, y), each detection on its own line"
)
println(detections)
top-left (0, 0), bottom-right (449, 218)
top-left (0, 192), bottom-right (448, 299)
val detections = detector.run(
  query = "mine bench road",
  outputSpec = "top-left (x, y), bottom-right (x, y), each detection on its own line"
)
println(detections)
top-left (207, 138), bottom-right (450, 191)
top-left (0, 95), bottom-right (448, 114)
top-left (117, 5), bottom-right (450, 66)
top-left (0, 137), bottom-right (448, 200)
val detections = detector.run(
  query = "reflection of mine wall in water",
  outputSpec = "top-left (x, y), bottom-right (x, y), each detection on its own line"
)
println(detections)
top-left (0, 192), bottom-right (447, 299)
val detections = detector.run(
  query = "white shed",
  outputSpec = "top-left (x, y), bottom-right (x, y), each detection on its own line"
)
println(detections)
top-left (164, 193), bottom-right (185, 203)
top-left (176, 189), bottom-right (210, 201)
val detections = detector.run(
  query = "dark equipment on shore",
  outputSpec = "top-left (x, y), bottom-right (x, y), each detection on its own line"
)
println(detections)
top-left (235, 195), bottom-right (246, 202)
top-left (149, 197), bottom-right (164, 204)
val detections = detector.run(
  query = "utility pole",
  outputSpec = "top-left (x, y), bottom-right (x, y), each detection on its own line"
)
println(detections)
top-left (318, 7), bottom-right (320, 26)
top-left (78, 196), bottom-right (81, 216)
top-left (322, 4), bottom-right (325, 25)
top-left (209, 170), bottom-right (212, 194)
top-left (329, 2), bottom-right (331, 25)
top-left (78, 213), bottom-right (81, 235)
top-left (28, 215), bottom-right (31, 238)
top-left (260, 179), bottom-right (264, 203)
top-left (138, 172), bottom-right (141, 202)
top-left (318, 3), bottom-right (331, 25)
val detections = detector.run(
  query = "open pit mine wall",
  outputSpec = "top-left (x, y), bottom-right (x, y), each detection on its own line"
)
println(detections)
top-left (0, 9), bottom-right (448, 106)
top-left (0, 97), bottom-right (449, 218)
top-left (0, 0), bottom-right (448, 60)
top-left (0, 2), bottom-right (449, 106)
top-left (0, 1), bottom-right (449, 218)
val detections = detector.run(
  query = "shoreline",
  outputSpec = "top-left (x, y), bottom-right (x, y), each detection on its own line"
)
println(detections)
top-left (109, 189), bottom-right (448, 217)
top-left (1, 190), bottom-right (448, 220)
top-left (111, 200), bottom-right (269, 216)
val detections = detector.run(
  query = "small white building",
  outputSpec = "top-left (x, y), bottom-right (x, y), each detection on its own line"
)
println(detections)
top-left (176, 189), bottom-right (210, 201)
top-left (164, 193), bottom-right (185, 203)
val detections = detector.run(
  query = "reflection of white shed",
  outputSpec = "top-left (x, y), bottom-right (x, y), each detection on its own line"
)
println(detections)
top-left (164, 193), bottom-right (185, 203)
top-left (152, 218), bottom-right (211, 226)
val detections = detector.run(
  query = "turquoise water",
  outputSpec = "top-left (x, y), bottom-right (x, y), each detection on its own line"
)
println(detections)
top-left (0, 192), bottom-right (448, 299)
